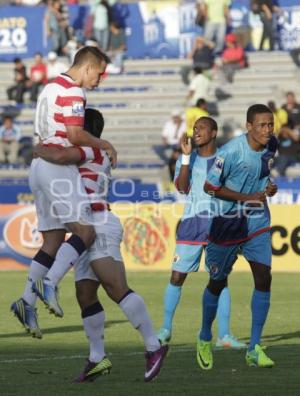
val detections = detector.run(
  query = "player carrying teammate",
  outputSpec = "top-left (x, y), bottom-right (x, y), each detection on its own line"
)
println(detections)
top-left (157, 116), bottom-right (245, 349)
top-left (32, 109), bottom-right (168, 383)
top-left (11, 46), bottom-right (116, 333)
top-left (196, 104), bottom-right (278, 370)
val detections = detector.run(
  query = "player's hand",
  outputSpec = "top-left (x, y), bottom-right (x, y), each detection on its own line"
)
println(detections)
top-left (106, 146), bottom-right (117, 169)
top-left (265, 181), bottom-right (278, 197)
top-left (246, 192), bottom-right (267, 206)
top-left (33, 143), bottom-right (44, 158)
top-left (180, 133), bottom-right (192, 155)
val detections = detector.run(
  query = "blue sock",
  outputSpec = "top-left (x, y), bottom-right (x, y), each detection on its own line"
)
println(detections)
top-left (216, 287), bottom-right (231, 339)
top-left (162, 283), bottom-right (182, 331)
top-left (199, 288), bottom-right (219, 342)
top-left (249, 289), bottom-right (270, 351)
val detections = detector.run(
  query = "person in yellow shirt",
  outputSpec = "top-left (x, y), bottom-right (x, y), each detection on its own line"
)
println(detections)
top-left (268, 101), bottom-right (288, 134)
top-left (186, 98), bottom-right (209, 137)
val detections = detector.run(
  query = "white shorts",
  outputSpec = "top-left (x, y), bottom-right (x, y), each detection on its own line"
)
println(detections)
top-left (29, 158), bottom-right (93, 231)
top-left (74, 210), bottom-right (123, 282)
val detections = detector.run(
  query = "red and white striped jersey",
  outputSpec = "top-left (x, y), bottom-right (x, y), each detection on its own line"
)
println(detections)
top-left (79, 147), bottom-right (112, 210)
top-left (34, 74), bottom-right (86, 147)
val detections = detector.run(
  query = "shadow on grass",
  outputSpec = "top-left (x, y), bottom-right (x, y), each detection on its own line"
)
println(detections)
top-left (239, 330), bottom-right (300, 343)
top-left (0, 320), bottom-right (127, 339)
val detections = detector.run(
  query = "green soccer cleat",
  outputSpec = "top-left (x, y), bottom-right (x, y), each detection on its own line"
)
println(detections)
top-left (196, 339), bottom-right (213, 370)
top-left (157, 328), bottom-right (172, 344)
top-left (246, 344), bottom-right (275, 368)
top-left (74, 357), bottom-right (112, 383)
top-left (11, 298), bottom-right (42, 339)
top-left (32, 279), bottom-right (63, 318)
top-left (216, 334), bottom-right (247, 349)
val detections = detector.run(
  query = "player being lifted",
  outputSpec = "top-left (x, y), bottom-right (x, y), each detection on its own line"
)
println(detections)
top-left (157, 117), bottom-right (246, 349)
top-left (14, 109), bottom-right (168, 383)
top-left (11, 46), bottom-right (117, 331)
top-left (197, 104), bottom-right (278, 370)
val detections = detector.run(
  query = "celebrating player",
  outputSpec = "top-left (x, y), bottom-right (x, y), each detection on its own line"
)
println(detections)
top-left (157, 117), bottom-right (246, 349)
top-left (31, 108), bottom-right (168, 383)
top-left (11, 46), bottom-right (117, 332)
top-left (196, 104), bottom-right (278, 370)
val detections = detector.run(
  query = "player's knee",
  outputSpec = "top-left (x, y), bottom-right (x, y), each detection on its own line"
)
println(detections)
top-left (207, 277), bottom-right (227, 296)
top-left (251, 262), bottom-right (272, 292)
top-left (104, 282), bottom-right (129, 303)
top-left (75, 280), bottom-right (98, 310)
top-left (170, 271), bottom-right (187, 286)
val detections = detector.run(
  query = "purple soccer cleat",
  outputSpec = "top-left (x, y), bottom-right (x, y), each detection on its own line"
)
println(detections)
top-left (144, 344), bottom-right (169, 382)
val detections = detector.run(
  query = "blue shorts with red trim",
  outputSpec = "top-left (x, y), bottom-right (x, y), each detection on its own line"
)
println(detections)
top-left (172, 243), bottom-right (206, 273)
top-left (205, 231), bottom-right (272, 280)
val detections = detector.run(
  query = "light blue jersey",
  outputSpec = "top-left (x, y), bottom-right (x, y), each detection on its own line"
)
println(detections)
top-left (174, 149), bottom-right (216, 244)
top-left (206, 134), bottom-right (278, 244)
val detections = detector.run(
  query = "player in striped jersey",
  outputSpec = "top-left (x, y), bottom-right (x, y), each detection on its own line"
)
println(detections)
top-left (11, 47), bottom-right (118, 325)
top-left (30, 108), bottom-right (168, 382)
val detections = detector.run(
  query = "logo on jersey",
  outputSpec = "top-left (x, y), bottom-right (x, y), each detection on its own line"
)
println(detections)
top-left (173, 254), bottom-right (180, 264)
top-left (214, 157), bottom-right (224, 173)
top-left (72, 101), bottom-right (84, 116)
top-left (209, 264), bottom-right (219, 276)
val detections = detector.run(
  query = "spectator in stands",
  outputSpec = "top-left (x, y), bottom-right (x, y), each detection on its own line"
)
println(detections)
top-left (45, 0), bottom-right (69, 54)
top-left (180, 36), bottom-right (215, 85)
top-left (186, 67), bottom-right (211, 106)
top-left (230, 1), bottom-right (252, 49)
top-left (6, 58), bottom-right (28, 104)
top-left (107, 21), bottom-right (126, 74)
top-left (154, 109), bottom-right (186, 163)
top-left (91, 0), bottom-right (112, 51)
top-left (282, 92), bottom-right (300, 131)
top-left (28, 52), bottom-right (48, 103)
top-left (217, 33), bottom-right (246, 84)
top-left (46, 51), bottom-right (67, 81)
top-left (0, 115), bottom-right (21, 164)
top-left (267, 101), bottom-right (288, 135)
top-left (275, 127), bottom-right (300, 176)
top-left (252, 0), bottom-right (282, 51)
top-left (186, 98), bottom-right (209, 137)
top-left (202, 0), bottom-right (231, 54)
top-left (290, 47), bottom-right (300, 68)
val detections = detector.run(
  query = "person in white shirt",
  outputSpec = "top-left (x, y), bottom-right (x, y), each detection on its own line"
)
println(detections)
top-left (154, 109), bottom-right (186, 163)
top-left (46, 51), bottom-right (67, 81)
top-left (187, 67), bottom-right (211, 106)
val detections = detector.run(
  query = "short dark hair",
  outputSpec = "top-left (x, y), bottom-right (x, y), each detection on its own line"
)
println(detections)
top-left (193, 66), bottom-right (203, 74)
top-left (197, 116), bottom-right (218, 132)
top-left (196, 98), bottom-right (206, 107)
top-left (72, 46), bottom-right (110, 68)
top-left (84, 108), bottom-right (104, 138)
top-left (247, 104), bottom-right (273, 123)
top-left (13, 57), bottom-right (21, 63)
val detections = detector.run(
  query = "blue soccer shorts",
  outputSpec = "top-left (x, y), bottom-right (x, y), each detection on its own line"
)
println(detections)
top-left (172, 243), bottom-right (206, 273)
top-left (205, 231), bottom-right (272, 280)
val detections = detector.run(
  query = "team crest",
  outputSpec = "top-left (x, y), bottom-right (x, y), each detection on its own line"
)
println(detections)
top-left (72, 101), bottom-right (84, 116)
top-left (209, 264), bottom-right (219, 276)
top-left (214, 157), bottom-right (224, 173)
top-left (173, 254), bottom-right (180, 264)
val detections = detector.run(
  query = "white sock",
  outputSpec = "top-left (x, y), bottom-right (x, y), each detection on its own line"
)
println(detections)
top-left (22, 251), bottom-right (54, 307)
top-left (119, 292), bottom-right (160, 352)
top-left (45, 235), bottom-right (86, 286)
top-left (83, 308), bottom-right (105, 363)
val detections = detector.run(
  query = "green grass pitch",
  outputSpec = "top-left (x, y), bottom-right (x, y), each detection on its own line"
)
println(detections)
top-left (0, 271), bottom-right (299, 396)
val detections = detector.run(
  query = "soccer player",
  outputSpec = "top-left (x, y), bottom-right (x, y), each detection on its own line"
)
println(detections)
top-left (196, 104), bottom-right (278, 370)
top-left (11, 46), bottom-right (117, 333)
top-left (157, 116), bottom-right (246, 349)
top-left (32, 109), bottom-right (168, 383)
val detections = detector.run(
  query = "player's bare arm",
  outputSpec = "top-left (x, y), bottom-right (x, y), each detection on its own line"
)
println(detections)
top-left (176, 133), bottom-right (192, 194)
top-left (66, 125), bottom-right (117, 168)
top-left (204, 182), bottom-right (267, 203)
top-left (265, 180), bottom-right (278, 197)
top-left (34, 144), bottom-right (82, 165)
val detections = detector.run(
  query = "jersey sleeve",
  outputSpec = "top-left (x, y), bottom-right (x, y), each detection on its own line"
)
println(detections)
top-left (205, 147), bottom-right (233, 190)
top-left (56, 87), bottom-right (86, 127)
top-left (77, 146), bottom-right (103, 162)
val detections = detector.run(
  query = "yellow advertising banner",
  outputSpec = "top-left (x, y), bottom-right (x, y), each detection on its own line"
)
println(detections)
top-left (0, 204), bottom-right (299, 272)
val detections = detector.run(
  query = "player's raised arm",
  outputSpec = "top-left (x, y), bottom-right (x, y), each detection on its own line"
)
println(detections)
top-left (175, 133), bottom-right (192, 194)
